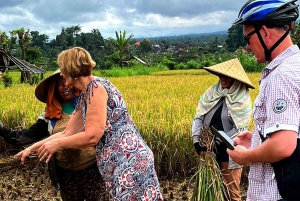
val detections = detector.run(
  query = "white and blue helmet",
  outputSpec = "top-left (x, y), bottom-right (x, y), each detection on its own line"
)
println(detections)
top-left (233, 0), bottom-right (299, 26)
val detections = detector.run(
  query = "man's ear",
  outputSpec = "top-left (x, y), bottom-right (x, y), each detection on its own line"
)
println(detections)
top-left (261, 25), bottom-right (269, 37)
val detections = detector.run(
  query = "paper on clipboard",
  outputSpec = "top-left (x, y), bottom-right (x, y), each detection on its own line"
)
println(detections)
top-left (211, 126), bottom-right (236, 150)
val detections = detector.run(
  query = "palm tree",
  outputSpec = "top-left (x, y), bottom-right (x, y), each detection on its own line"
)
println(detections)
top-left (10, 27), bottom-right (31, 82)
top-left (108, 30), bottom-right (134, 65)
top-left (10, 28), bottom-right (31, 60)
top-left (0, 31), bottom-right (8, 52)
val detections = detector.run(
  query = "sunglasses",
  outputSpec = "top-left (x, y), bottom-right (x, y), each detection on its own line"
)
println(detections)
top-left (243, 27), bottom-right (262, 45)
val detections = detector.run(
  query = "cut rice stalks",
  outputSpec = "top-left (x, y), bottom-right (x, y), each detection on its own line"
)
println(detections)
top-left (190, 127), bottom-right (230, 201)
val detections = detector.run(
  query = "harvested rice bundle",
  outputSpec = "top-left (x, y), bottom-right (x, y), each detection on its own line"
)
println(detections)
top-left (191, 127), bottom-right (230, 201)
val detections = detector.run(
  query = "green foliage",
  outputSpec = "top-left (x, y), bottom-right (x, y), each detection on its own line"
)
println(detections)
top-left (107, 30), bottom-right (134, 65)
top-left (236, 48), bottom-right (266, 72)
top-left (10, 27), bottom-right (31, 60)
top-left (174, 62), bottom-right (187, 70)
top-left (25, 47), bottom-right (42, 62)
top-left (95, 65), bottom-right (168, 77)
top-left (226, 25), bottom-right (246, 52)
top-left (1, 74), bottom-right (12, 88)
top-left (0, 31), bottom-right (9, 51)
top-left (48, 60), bottom-right (59, 70)
top-left (186, 60), bottom-right (200, 69)
top-left (141, 32), bottom-right (228, 45)
top-left (162, 56), bottom-right (176, 70)
top-left (29, 74), bottom-right (41, 85)
top-left (105, 60), bottom-right (114, 69)
top-left (138, 39), bottom-right (153, 53)
top-left (292, 21), bottom-right (300, 47)
top-left (200, 59), bottom-right (216, 68)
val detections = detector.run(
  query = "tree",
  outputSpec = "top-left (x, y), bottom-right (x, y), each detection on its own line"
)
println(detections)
top-left (10, 28), bottom-right (32, 83)
top-left (25, 47), bottom-right (42, 62)
top-left (10, 28), bottom-right (31, 60)
top-left (208, 37), bottom-right (219, 53)
top-left (292, 22), bottom-right (300, 47)
top-left (90, 29), bottom-right (104, 50)
top-left (107, 30), bottom-right (134, 65)
top-left (138, 39), bottom-right (152, 53)
top-left (0, 31), bottom-right (9, 51)
top-left (55, 27), bottom-right (67, 49)
top-left (225, 25), bottom-right (246, 52)
top-left (30, 31), bottom-right (49, 49)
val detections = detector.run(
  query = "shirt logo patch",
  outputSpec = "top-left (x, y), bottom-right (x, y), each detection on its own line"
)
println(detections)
top-left (273, 99), bottom-right (287, 113)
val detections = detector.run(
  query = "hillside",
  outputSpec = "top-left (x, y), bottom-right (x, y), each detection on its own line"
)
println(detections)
top-left (134, 30), bottom-right (228, 44)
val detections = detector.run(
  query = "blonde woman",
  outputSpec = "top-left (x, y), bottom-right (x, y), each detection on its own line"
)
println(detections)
top-left (16, 47), bottom-right (163, 201)
top-left (1, 70), bottom-right (108, 201)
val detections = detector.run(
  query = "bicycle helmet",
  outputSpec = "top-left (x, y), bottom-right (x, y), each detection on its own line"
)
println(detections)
top-left (233, 0), bottom-right (299, 26)
top-left (233, 0), bottom-right (299, 62)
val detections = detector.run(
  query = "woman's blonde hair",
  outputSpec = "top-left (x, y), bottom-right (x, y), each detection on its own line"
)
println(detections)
top-left (57, 47), bottom-right (96, 78)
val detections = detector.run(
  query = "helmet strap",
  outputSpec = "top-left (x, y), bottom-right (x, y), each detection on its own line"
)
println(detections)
top-left (255, 25), bottom-right (290, 62)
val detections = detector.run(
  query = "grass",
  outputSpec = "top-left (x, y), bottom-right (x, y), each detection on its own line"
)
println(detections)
top-left (95, 64), bottom-right (169, 77)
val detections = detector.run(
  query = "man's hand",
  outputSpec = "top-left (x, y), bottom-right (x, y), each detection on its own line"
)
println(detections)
top-left (234, 131), bottom-right (252, 149)
top-left (227, 145), bottom-right (250, 165)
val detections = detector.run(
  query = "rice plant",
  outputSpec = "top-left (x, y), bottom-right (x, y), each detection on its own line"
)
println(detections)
top-left (190, 127), bottom-right (230, 201)
top-left (0, 70), bottom-right (261, 179)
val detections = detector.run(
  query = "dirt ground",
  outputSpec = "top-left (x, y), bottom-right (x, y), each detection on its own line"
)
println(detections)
top-left (0, 144), bottom-right (248, 201)
top-left (159, 178), bottom-right (247, 201)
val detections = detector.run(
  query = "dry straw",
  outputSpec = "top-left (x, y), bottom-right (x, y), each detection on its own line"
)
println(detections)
top-left (191, 127), bottom-right (230, 201)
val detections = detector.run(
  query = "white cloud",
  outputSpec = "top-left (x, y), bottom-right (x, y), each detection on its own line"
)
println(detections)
top-left (0, 1), bottom-right (249, 39)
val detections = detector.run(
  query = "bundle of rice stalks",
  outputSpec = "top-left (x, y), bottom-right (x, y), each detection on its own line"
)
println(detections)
top-left (191, 127), bottom-right (230, 201)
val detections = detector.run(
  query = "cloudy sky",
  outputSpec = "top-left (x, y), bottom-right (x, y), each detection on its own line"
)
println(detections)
top-left (0, 0), bottom-right (246, 40)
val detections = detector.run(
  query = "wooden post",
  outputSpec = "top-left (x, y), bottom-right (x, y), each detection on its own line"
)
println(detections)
top-left (20, 71), bottom-right (25, 83)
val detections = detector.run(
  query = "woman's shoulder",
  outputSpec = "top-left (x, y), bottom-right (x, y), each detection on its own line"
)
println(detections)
top-left (91, 76), bottom-right (110, 85)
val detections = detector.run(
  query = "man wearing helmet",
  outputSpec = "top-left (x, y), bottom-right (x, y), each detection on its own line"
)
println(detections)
top-left (227, 0), bottom-right (300, 200)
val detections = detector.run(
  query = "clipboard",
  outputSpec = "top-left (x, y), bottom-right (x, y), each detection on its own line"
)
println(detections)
top-left (211, 126), bottom-right (236, 150)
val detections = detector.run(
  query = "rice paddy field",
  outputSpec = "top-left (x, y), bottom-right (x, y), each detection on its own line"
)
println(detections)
top-left (0, 69), bottom-right (261, 200)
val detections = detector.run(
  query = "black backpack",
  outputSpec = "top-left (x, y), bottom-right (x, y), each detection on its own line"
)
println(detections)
top-left (260, 133), bottom-right (300, 200)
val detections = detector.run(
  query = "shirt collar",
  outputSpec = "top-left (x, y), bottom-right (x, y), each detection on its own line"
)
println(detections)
top-left (261, 45), bottom-right (300, 80)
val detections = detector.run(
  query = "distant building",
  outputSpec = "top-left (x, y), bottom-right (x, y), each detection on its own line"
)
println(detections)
top-left (122, 56), bottom-right (147, 66)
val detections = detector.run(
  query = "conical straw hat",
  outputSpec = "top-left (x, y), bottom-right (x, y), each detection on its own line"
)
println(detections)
top-left (35, 68), bottom-right (61, 103)
top-left (203, 58), bottom-right (255, 89)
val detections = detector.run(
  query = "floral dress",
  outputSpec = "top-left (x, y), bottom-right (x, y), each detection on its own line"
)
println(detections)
top-left (77, 77), bottom-right (163, 201)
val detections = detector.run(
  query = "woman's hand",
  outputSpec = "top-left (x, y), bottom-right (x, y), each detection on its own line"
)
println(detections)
top-left (15, 147), bottom-right (36, 165)
top-left (38, 139), bottom-right (61, 163)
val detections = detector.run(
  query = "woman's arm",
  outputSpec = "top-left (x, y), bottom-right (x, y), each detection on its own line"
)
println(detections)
top-left (192, 116), bottom-right (204, 143)
top-left (15, 108), bottom-right (84, 164)
top-left (38, 83), bottom-right (108, 163)
top-left (61, 106), bottom-right (85, 136)
top-left (15, 130), bottom-right (67, 164)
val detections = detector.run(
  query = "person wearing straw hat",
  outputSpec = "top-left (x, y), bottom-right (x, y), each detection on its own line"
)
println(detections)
top-left (192, 58), bottom-right (254, 201)
top-left (227, 0), bottom-right (300, 200)
top-left (15, 47), bottom-right (163, 201)
top-left (0, 69), bottom-right (109, 201)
